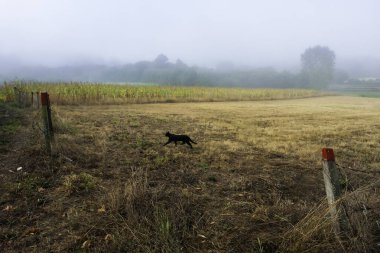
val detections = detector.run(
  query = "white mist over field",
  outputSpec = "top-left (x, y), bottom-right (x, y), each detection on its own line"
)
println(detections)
top-left (0, 0), bottom-right (379, 68)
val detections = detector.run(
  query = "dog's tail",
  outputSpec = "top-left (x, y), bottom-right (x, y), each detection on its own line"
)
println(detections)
top-left (190, 139), bottom-right (197, 144)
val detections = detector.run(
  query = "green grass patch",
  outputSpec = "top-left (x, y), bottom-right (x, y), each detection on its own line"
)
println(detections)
top-left (1, 118), bottom-right (20, 134)
top-left (63, 172), bottom-right (98, 194)
top-left (5, 175), bottom-right (51, 194)
top-left (339, 91), bottom-right (380, 98)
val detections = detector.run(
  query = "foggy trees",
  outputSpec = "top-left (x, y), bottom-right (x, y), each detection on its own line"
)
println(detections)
top-left (301, 46), bottom-right (336, 88)
top-left (2, 52), bottom-right (341, 88)
top-left (333, 69), bottom-right (349, 83)
top-left (154, 54), bottom-right (169, 66)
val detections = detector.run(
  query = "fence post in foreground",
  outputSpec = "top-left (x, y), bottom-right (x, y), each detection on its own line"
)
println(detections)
top-left (321, 148), bottom-right (344, 235)
top-left (14, 87), bottom-right (20, 106)
top-left (37, 92), bottom-right (40, 109)
top-left (41, 92), bottom-right (54, 154)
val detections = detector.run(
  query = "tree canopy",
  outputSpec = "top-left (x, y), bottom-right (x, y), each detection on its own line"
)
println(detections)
top-left (301, 46), bottom-right (336, 88)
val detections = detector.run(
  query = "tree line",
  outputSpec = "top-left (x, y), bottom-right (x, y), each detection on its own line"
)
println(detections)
top-left (1, 46), bottom-right (339, 89)
top-left (102, 46), bottom-right (337, 89)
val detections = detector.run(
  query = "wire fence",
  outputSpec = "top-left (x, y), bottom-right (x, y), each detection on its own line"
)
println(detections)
top-left (13, 87), bottom-right (42, 108)
top-left (12, 87), bottom-right (54, 154)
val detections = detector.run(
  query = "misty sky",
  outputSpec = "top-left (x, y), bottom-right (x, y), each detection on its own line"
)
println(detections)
top-left (0, 0), bottom-right (379, 68)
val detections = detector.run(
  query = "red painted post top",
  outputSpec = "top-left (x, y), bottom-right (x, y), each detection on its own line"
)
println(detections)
top-left (41, 92), bottom-right (49, 106)
top-left (322, 148), bottom-right (335, 161)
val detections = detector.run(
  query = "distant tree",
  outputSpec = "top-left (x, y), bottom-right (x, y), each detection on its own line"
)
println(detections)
top-left (175, 58), bottom-right (187, 68)
top-left (154, 54), bottom-right (169, 66)
top-left (301, 46), bottom-right (335, 88)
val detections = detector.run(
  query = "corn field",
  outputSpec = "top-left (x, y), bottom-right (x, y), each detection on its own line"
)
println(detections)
top-left (0, 81), bottom-right (323, 105)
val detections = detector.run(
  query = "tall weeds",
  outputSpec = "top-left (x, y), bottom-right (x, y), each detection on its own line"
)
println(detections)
top-left (0, 81), bottom-right (323, 105)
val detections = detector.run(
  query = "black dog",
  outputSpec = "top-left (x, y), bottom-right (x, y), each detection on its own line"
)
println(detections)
top-left (163, 131), bottom-right (197, 149)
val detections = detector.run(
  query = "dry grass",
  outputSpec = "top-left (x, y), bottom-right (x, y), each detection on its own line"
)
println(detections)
top-left (62, 172), bottom-right (98, 195)
top-left (1, 96), bottom-right (380, 252)
top-left (279, 179), bottom-right (380, 252)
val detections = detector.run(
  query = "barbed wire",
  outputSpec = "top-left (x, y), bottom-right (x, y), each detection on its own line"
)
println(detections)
top-left (336, 162), bottom-right (380, 175)
top-left (31, 108), bottom-right (46, 135)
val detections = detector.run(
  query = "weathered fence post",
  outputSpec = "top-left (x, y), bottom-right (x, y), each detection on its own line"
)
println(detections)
top-left (14, 87), bottom-right (20, 106)
top-left (37, 92), bottom-right (40, 109)
top-left (31, 92), bottom-right (34, 107)
top-left (321, 148), bottom-right (345, 235)
top-left (41, 92), bottom-right (54, 154)
top-left (22, 91), bottom-right (26, 107)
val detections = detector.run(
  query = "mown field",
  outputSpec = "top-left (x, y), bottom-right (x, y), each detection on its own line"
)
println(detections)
top-left (1, 94), bottom-right (380, 252)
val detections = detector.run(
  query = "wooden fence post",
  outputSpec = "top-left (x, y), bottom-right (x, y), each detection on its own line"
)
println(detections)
top-left (14, 87), bottom-right (20, 106)
top-left (41, 92), bottom-right (54, 154)
top-left (37, 92), bottom-right (40, 109)
top-left (322, 148), bottom-right (345, 235)
top-left (22, 91), bottom-right (26, 107)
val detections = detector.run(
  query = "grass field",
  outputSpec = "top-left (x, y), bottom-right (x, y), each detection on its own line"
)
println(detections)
top-left (1, 96), bottom-right (379, 252)
top-left (341, 91), bottom-right (380, 98)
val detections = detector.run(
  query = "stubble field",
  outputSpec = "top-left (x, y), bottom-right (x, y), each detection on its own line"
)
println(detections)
top-left (1, 96), bottom-right (380, 252)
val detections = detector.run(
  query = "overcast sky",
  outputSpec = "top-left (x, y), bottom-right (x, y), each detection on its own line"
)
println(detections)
top-left (0, 0), bottom-right (379, 68)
